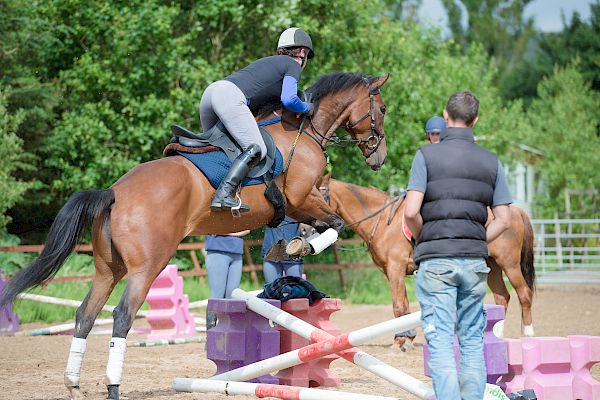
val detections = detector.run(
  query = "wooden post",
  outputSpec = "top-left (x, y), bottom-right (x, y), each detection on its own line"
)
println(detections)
top-left (243, 243), bottom-right (259, 285)
top-left (189, 250), bottom-right (205, 285)
top-left (333, 244), bottom-right (347, 292)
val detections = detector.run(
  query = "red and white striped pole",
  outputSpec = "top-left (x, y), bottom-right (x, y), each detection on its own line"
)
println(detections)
top-left (172, 378), bottom-right (402, 400)
top-left (207, 296), bottom-right (422, 384)
top-left (231, 289), bottom-right (433, 398)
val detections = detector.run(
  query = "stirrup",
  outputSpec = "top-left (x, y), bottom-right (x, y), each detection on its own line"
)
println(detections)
top-left (230, 188), bottom-right (243, 218)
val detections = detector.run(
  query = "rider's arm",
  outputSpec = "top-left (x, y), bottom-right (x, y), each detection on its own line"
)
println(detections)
top-left (281, 75), bottom-right (311, 113)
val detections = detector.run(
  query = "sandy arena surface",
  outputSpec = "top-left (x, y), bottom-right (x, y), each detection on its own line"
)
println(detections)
top-left (1, 284), bottom-right (599, 399)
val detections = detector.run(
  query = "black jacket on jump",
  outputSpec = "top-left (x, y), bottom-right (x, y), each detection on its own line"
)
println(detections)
top-left (413, 127), bottom-right (499, 264)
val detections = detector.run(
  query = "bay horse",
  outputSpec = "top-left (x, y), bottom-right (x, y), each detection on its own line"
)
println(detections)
top-left (0, 72), bottom-right (389, 400)
top-left (319, 174), bottom-right (536, 350)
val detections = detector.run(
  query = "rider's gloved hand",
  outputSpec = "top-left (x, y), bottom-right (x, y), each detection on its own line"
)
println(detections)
top-left (304, 102), bottom-right (314, 116)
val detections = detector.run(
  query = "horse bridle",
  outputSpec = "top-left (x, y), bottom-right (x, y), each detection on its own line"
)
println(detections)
top-left (319, 183), bottom-right (401, 249)
top-left (287, 78), bottom-right (384, 156)
top-left (343, 82), bottom-right (385, 158)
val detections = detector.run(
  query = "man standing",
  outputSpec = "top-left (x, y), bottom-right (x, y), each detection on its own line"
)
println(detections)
top-left (404, 91), bottom-right (512, 399)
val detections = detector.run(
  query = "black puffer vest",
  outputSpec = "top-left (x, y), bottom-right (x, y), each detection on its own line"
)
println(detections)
top-left (413, 128), bottom-right (498, 264)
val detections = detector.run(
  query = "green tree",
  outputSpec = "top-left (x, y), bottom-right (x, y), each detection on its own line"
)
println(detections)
top-left (501, 2), bottom-right (600, 103)
top-left (0, 89), bottom-right (34, 230)
top-left (522, 64), bottom-right (600, 216)
top-left (440, 0), bottom-right (535, 82)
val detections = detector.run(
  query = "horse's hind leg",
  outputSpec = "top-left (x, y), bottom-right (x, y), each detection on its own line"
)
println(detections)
top-left (65, 213), bottom-right (125, 400)
top-left (486, 258), bottom-right (509, 338)
top-left (65, 254), bottom-right (125, 400)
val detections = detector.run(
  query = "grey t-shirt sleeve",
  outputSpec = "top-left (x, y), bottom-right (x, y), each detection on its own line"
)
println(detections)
top-left (407, 150), bottom-right (427, 193)
top-left (493, 160), bottom-right (513, 206)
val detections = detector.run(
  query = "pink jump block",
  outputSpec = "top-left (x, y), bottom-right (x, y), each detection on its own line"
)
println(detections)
top-left (276, 298), bottom-right (342, 388)
top-left (498, 336), bottom-right (600, 400)
top-left (145, 264), bottom-right (196, 340)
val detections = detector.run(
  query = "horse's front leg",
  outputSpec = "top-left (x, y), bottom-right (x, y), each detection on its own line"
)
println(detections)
top-left (286, 187), bottom-right (344, 257)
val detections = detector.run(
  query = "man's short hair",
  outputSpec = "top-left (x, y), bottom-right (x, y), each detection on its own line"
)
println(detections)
top-left (445, 91), bottom-right (479, 125)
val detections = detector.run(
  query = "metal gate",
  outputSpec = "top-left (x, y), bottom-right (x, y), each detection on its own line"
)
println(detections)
top-left (532, 219), bottom-right (600, 284)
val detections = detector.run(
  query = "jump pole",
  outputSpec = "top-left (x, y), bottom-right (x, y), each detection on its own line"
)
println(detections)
top-left (204, 306), bottom-right (422, 383)
top-left (127, 336), bottom-right (206, 347)
top-left (231, 288), bottom-right (433, 398)
top-left (172, 378), bottom-right (403, 400)
top-left (15, 318), bottom-right (115, 336)
top-left (16, 293), bottom-right (149, 317)
top-left (188, 289), bottom-right (263, 309)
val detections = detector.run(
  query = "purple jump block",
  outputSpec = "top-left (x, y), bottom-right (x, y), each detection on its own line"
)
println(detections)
top-left (207, 298), bottom-right (281, 384)
top-left (0, 277), bottom-right (19, 335)
top-left (423, 304), bottom-right (508, 384)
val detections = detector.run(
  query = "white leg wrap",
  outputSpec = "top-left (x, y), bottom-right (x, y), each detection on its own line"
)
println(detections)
top-left (64, 337), bottom-right (87, 387)
top-left (492, 320), bottom-right (505, 339)
top-left (523, 325), bottom-right (535, 337)
top-left (308, 228), bottom-right (339, 255)
top-left (105, 337), bottom-right (127, 385)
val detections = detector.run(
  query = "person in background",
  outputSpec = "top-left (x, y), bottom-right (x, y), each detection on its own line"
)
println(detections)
top-left (404, 91), bottom-right (512, 399)
top-left (424, 115), bottom-right (446, 144)
top-left (261, 216), bottom-right (305, 284)
top-left (204, 230), bottom-right (250, 329)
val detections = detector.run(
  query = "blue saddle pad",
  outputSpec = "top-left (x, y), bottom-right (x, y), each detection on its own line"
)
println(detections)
top-left (177, 149), bottom-right (284, 189)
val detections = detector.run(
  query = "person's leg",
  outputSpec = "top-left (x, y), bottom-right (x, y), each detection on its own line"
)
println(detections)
top-left (456, 258), bottom-right (489, 400)
top-left (205, 251), bottom-right (229, 330)
top-left (209, 80), bottom-right (266, 212)
top-left (206, 251), bottom-right (228, 298)
top-left (282, 262), bottom-right (303, 278)
top-left (211, 81), bottom-right (267, 158)
top-left (199, 82), bottom-right (219, 132)
top-left (224, 254), bottom-right (243, 299)
top-left (263, 260), bottom-right (283, 284)
top-left (415, 258), bottom-right (460, 400)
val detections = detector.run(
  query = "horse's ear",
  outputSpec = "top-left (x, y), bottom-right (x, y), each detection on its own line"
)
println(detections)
top-left (372, 73), bottom-right (390, 89)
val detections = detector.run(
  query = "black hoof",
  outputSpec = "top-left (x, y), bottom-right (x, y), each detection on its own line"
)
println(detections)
top-left (107, 384), bottom-right (119, 400)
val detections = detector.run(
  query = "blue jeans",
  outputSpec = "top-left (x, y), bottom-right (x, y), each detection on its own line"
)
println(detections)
top-left (206, 251), bottom-right (243, 299)
top-left (263, 260), bottom-right (304, 284)
top-left (415, 257), bottom-right (489, 400)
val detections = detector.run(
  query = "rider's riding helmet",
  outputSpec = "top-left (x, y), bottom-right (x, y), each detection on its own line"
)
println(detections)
top-left (424, 116), bottom-right (446, 134)
top-left (277, 27), bottom-right (314, 58)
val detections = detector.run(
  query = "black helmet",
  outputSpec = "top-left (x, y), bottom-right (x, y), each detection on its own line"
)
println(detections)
top-left (277, 27), bottom-right (314, 58)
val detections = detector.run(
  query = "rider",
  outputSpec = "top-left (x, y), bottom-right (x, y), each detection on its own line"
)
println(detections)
top-left (199, 28), bottom-right (315, 213)
top-left (424, 115), bottom-right (446, 144)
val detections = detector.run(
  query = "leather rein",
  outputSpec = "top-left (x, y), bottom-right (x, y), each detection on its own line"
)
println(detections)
top-left (321, 184), bottom-right (402, 250)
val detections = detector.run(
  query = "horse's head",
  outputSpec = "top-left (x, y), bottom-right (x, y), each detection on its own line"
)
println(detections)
top-left (308, 73), bottom-right (389, 171)
top-left (343, 74), bottom-right (389, 170)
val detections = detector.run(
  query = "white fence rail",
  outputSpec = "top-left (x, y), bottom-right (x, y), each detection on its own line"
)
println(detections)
top-left (532, 219), bottom-right (600, 284)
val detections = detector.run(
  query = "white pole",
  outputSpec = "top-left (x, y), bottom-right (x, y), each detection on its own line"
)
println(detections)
top-left (14, 318), bottom-right (115, 336)
top-left (231, 289), bottom-right (433, 398)
top-left (173, 378), bottom-right (402, 400)
top-left (209, 305), bottom-right (421, 383)
top-left (15, 293), bottom-right (149, 317)
top-left (188, 289), bottom-right (263, 309)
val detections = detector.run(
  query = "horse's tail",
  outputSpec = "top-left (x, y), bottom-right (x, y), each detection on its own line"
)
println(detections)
top-left (0, 189), bottom-right (115, 307)
top-left (519, 207), bottom-right (536, 293)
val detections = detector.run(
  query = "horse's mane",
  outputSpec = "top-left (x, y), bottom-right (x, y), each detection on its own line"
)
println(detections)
top-left (257, 72), bottom-right (376, 117)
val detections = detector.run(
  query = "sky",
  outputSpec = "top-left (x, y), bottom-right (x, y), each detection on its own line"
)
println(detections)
top-left (417, 0), bottom-right (594, 34)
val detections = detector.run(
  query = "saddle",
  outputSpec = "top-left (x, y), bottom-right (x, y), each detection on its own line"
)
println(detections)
top-left (164, 121), bottom-right (277, 179)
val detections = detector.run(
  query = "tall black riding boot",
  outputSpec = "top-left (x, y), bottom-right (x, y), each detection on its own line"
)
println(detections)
top-left (210, 143), bottom-right (261, 213)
